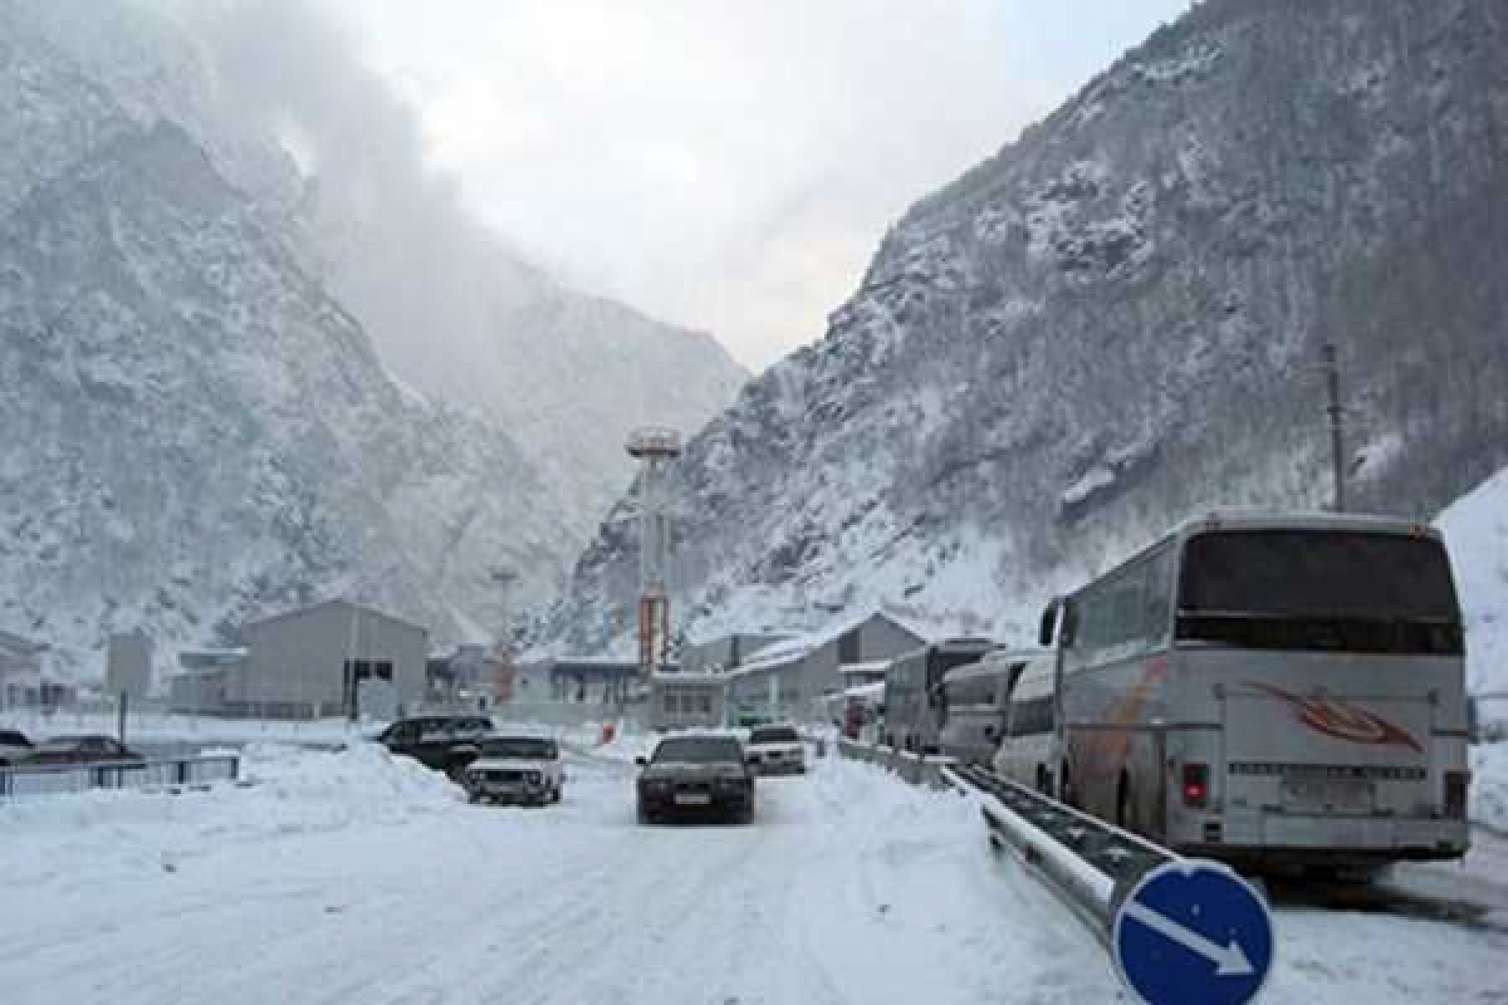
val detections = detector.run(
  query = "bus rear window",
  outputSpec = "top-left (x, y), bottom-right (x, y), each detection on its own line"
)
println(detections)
top-left (1179, 530), bottom-right (1461, 622)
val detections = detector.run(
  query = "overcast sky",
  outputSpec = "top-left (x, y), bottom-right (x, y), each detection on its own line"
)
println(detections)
top-left (317, 1), bottom-right (1192, 370)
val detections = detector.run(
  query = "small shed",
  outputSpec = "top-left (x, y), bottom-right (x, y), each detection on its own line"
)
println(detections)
top-left (648, 671), bottom-right (726, 731)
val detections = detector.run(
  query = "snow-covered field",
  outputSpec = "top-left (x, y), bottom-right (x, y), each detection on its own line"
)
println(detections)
top-left (3, 742), bottom-right (1507, 1004)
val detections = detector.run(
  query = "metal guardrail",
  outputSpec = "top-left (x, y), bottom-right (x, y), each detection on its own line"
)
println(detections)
top-left (943, 762), bottom-right (1179, 943)
top-left (0, 755), bottom-right (240, 799)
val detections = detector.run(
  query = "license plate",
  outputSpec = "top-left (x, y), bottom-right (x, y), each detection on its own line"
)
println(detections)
top-left (674, 792), bottom-right (712, 806)
top-left (1281, 777), bottom-right (1374, 812)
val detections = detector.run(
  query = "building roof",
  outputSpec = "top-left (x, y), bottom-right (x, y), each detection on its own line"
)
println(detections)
top-left (731, 610), bottom-right (931, 678)
top-left (242, 598), bottom-right (428, 635)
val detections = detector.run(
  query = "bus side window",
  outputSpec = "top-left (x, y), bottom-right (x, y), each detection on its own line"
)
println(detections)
top-left (1142, 545), bottom-right (1175, 645)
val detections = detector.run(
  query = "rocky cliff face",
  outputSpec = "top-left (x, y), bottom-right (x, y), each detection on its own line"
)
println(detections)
top-left (0, 116), bottom-right (578, 670)
top-left (0, 0), bottom-right (741, 674)
top-left (541, 0), bottom-right (1508, 653)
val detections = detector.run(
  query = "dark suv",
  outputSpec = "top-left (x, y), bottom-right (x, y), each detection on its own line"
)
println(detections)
top-left (375, 715), bottom-right (494, 777)
top-left (636, 733), bottom-right (755, 825)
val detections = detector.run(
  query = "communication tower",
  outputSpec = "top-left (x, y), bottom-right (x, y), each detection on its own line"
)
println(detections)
top-left (625, 426), bottom-right (682, 674)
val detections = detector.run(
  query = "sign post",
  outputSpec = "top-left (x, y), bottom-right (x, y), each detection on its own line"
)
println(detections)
top-left (1112, 859), bottom-right (1274, 1005)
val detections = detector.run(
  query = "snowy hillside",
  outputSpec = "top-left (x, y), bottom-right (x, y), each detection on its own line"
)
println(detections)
top-left (539, 0), bottom-right (1508, 654)
top-left (0, 115), bottom-right (577, 671)
top-left (0, 0), bottom-right (746, 674)
top-left (0, 2), bottom-right (577, 670)
top-left (1438, 466), bottom-right (1508, 697)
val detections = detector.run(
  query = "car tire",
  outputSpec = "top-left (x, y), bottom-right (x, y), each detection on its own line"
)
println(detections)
top-left (467, 790), bottom-right (481, 804)
top-left (637, 802), bottom-right (652, 825)
top-left (551, 785), bottom-right (563, 804)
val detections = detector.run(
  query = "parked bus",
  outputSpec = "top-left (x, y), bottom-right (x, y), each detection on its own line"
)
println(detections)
top-left (990, 652), bottom-right (1059, 791)
top-left (1034, 511), bottom-right (1470, 872)
top-left (938, 649), bottom-right (1044, 766)
top-left (881, 637), bottom-right (999, 753)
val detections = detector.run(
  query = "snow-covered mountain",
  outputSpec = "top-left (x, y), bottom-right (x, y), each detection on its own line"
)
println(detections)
top-left (0, 0), bottom-right (741, 675)
top-left (539, 0), bottom-right (1508, 656)
top-left (1438, 467), bottom-right (1508, 697)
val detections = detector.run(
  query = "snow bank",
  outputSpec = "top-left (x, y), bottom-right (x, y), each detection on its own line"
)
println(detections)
top-left (1436, 465), bottom-right (1508, 695)
top-left (1471, 742), bottom-right (1508, 833)
top-left (1, 742), bottom-right (461, 882)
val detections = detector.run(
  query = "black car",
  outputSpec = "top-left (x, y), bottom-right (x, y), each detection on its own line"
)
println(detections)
top-left (375, 715), bottom-right (494, 777)
top-left (0, 728), bottom-right (33, 767)
top-left (636, 733), bottom-right (755, 825)
top-left (22, 734), bottom-right (144, 766)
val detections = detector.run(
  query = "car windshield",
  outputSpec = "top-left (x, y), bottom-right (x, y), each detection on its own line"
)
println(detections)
top-left (651, 737), bottom-right (743, 764)
top-left (749, 726), bottom-right (799, 744)
top-left (479, 737), bottom-right (556, 760)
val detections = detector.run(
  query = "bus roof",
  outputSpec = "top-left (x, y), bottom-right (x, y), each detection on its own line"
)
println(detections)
top-left (1169, 510), bottom-right (1442, 542)
top-left (942, 649), bottom-right (1046, 683)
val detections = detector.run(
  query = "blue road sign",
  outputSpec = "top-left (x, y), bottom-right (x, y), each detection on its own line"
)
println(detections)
top-left (1112, 859), bottom-right (1274, 1005)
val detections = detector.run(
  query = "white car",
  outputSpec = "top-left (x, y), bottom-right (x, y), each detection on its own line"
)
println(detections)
top-left (461, 734), bottom-right (564, 805)
top-left (744, 724), bottom-right (806, 776)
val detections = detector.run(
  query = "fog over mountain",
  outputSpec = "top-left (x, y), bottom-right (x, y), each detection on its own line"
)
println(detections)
top-left (538, 0), bottom-right (1508, 656)
top-left (0, 0), bottom-right (742, 673)
top-left (188, 0), bottom-right (748, 537)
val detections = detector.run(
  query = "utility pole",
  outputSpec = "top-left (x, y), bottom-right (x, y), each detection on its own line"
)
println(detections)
top-left (1321, 342), bottom-right (1346, 512)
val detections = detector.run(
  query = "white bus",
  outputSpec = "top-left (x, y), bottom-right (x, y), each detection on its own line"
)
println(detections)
top-left (990, 652), bottom-right (1059, 792)
top-left (939, 649), bottom-right (1044, 767)
top-left (1034, 511), bottom-right (1470, 872)
top-left (881, 638), bottom-right (999, 753)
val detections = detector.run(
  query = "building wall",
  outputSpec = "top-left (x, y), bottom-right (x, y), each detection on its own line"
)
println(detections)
top-left (169, 670), bottom-right (228, 713)
top-left (854, 616), bottom-right (928, 664)
top-left (238, 602), bottom-right (427, 715)
top-left (649, 675), bottom-right (726, 730)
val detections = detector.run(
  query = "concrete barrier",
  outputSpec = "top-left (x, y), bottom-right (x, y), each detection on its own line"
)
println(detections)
top-left (836, 738), bottom-right (956, 789)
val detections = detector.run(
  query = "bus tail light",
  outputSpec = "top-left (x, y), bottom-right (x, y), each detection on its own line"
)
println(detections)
top-left (1182, 763), bottom-right (1210, 808)
top-left (1444, 770), bottom-right (1469, 819)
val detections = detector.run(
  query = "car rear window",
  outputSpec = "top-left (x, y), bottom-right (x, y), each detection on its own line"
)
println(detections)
top-left (652, 736), bottom-right (743, 764)
top-left (749, 726), bottom-right (799, 743)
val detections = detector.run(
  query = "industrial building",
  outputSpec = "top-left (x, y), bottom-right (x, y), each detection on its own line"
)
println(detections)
top-left (0, 630), bottom-right (70, 710)
top-left (723, 612), bottom-right (929, 723)
top-left (166, 600), bottom-right (427, 718)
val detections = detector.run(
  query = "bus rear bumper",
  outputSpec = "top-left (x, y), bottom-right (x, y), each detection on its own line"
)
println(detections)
top-left (1177, 814), bottom-right (1470, 868)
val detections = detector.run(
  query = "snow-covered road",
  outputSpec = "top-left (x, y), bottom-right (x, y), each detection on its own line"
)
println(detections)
top-left (3, 743), bottom-right (1506, 1004)
top-left (2, 745), bottom-right (1113, 1004)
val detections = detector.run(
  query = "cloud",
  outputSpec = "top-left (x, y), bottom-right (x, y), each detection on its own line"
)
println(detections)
top-left (200, 0), bottom-right (1190, 371)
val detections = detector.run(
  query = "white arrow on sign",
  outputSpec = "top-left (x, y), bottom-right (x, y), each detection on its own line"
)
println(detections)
top-left (1121, 900), bottom-right (1255, 977)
